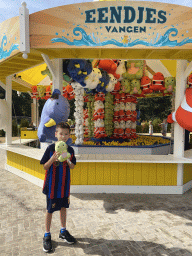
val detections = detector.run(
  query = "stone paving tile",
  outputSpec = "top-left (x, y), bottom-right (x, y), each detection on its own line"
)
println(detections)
top-left (2, 148), bottom-right (192, 256)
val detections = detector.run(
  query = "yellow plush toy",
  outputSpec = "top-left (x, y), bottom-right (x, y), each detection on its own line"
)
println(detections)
top-left (55, 141), bottom-right (71, 162)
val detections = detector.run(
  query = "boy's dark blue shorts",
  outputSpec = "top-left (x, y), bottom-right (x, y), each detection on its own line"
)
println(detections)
top-left (46, 196), bottom-right (69, 213)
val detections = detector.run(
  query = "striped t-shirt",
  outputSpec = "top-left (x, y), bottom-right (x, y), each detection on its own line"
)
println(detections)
top-left (40, 143), bottom-right (76, 199)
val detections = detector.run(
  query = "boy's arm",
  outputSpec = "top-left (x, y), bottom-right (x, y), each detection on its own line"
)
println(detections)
top-left (67, 147), bottom-right (76, 169)
top-left (66, 159), bottom-right (75, 169)
top-left (43, 152), bottom-right (60, 170)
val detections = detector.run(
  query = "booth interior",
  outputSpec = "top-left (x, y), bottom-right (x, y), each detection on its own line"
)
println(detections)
top-left (0, 1), bottom-right (192, 194)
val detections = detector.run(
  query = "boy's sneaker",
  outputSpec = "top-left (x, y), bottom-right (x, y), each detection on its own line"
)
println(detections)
top-left (59, 230), bottom-right (77, 244)
top-left (43, 235), bottom-right (52, 253)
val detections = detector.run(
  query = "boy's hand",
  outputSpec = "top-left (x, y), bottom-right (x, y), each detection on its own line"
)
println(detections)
top-left (51, 152), bottom-right (60, 163)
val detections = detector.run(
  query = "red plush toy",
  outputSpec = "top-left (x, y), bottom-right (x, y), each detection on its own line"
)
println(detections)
top-left (98, 60), bottom-right (120, 80)
top-left (32, 86), bottom-right (38, 99)
top-left (95, 92), bottom-right (105, 101)
top-left (140, 76), bottom-right (153, 95)
top-left (150, 72), bottom-right (166, 93)
top-left (44, 85), bottom-right (52, 100)
top-left (167, 87), bottom-right (192, 131)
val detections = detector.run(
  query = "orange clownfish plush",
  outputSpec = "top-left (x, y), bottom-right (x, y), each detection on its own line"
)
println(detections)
top-left (167, 87), bottom-right (192, 131)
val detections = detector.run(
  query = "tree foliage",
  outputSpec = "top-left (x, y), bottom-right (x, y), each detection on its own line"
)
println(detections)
top-left (137, 96), bottom-right (172, 122)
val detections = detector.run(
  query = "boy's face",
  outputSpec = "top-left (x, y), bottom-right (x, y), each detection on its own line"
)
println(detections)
top-left (55, 127), bottom-right (70, 142)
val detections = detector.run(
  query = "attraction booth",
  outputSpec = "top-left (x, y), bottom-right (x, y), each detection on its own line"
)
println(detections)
top-left (1, 1), bottom-right (192, 194)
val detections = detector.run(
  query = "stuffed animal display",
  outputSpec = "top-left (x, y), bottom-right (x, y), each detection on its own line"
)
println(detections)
top-left (55, 141), bottom-right (71, 162)
top-left (38, 59), bottom-right (180, 145)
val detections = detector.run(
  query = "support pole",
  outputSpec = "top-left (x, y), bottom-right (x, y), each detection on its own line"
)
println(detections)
top-left (41, 54), bottom-right (63, 92)
top-left (6, 76), bottom-right (12, 145)
top-left (52, 59), bottom-right (63, 92)
top-left (174, 60), bottom-right (187, 187)
top-left (31, 98), bottom-right (37, 126)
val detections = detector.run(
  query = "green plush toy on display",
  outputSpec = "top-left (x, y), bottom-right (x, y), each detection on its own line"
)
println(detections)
top-left (120, 79), bottom-right (131, 93)
top-left (130, 79), bottom-right (142, 95)
top-left (55, 141), bottom-right (71, 162)
top-left (123, 60), bottom-right (144, 80)
top-left (164, 77), bottom-right (176, 93)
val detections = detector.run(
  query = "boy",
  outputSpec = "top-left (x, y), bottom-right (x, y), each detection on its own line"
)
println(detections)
top-left (40, 122), bottom-right (76, 253)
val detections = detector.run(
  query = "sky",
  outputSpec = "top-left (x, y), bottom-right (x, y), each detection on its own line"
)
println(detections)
top-left (0, 0), bottom-right (192, 23)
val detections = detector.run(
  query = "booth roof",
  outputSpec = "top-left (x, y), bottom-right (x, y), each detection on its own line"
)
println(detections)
top-left (0, 1), bottom-right (192, 92)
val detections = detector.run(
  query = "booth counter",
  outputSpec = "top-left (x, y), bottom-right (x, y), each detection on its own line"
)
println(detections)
top-left (1, 142), bottom-right (192, 195)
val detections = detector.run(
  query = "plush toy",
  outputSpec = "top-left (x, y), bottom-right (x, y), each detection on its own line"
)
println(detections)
top-left (67, 59), bottom-right (92, 85)
top-left (93, 108), bottom-right (105, 120)
top-left (121, 93), bottom-right (126, 103)
top-left (45, 85), bottom-right (52, 100)
top-left (167, 87), bottom-right (192, 131)
top-left (164, 77), bottom-right (176, 93)
top-left (150, 72), bottom-right (166, 93)
top-left (38, 90), bottom-right (71, 143)
top-left (94, 100), bottom-right (104, 111)
top-left (84, 68), bottom-right (102, 89)
top-left (119, 120), bottom-right (126, 129)
top-left (130, 79), bottom-right (142, 95)
top-left (96, 69), bottom-right (109, 93)
top-left (41, 66), bottom-right (52, 80)
top-left (188, 74), bottom-right (192, 87)
top-left (120, 78), bottom-right (131, 94)
top-left (123, 60), bottom-right (144, 80)
top-left (65, 84), bottom-right (75, 100)
top-left (95, 92), bottom-right (105, 101)
top-left (116, 60), bottom-right (126, 81)
top-left (111, 81), bottom-right (121, 95)
top-left (125, 128), bottom-right (131, 139)
top-left (106, 74), bottom-right (117, 92)
top-left (98, 59), bottom-right (120, 80)
top-left (32, 86), bottom-right (38, 99)
top-left (55, 141), bottom-right (71, 162)
top-left (37, 85), bottom-right (46, 99)
top-left (140, 76), bottom-right (153, 95)
top-left (114, 93), bottom-right (121, 104)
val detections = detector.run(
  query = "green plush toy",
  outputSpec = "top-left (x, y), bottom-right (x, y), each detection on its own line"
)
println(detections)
top-left (120, 78), bottom-right (131, 93)
top-left (55, 141), bottom-right (71, 162)
top-left (130, 79), bottom-right (142, 95)
top-left (105, 102), bottom-right (114, 109)
top-left (164, 77), bottom-right (176, 93)
top-left (123, 60), bottom-right (144, 80)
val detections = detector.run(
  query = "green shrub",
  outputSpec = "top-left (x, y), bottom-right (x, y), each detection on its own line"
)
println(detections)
top-left (152, 118), bottom-right (162, 133)
top-left (12, 120), bottom-right (18, 136)
top-left (136, 125), bottom-right (142, 133)
top-left (20, 118), bottom-right (29, 128)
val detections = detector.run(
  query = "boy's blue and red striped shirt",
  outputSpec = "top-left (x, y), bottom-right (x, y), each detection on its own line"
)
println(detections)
top-left (40, 143), bottom-right (76, 199)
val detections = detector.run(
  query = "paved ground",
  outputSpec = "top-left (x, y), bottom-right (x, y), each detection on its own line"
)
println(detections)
top-left (1, 148), bottom-right (192, 256)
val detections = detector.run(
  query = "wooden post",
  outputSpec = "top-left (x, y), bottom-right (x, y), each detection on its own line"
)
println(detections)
top-left (5, 76), bottom-right (12, 145)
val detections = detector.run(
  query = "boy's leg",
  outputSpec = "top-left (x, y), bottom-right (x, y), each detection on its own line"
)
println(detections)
top-left (60, 207), bottom-right (66, 228)
top-left (59, 207), bottom-right (76, 244)
top-left (45, 211), bottom-right (53, 232)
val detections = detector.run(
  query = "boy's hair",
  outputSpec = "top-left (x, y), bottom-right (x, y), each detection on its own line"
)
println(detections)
top-left (56, 122), bottom-right (70, 132)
